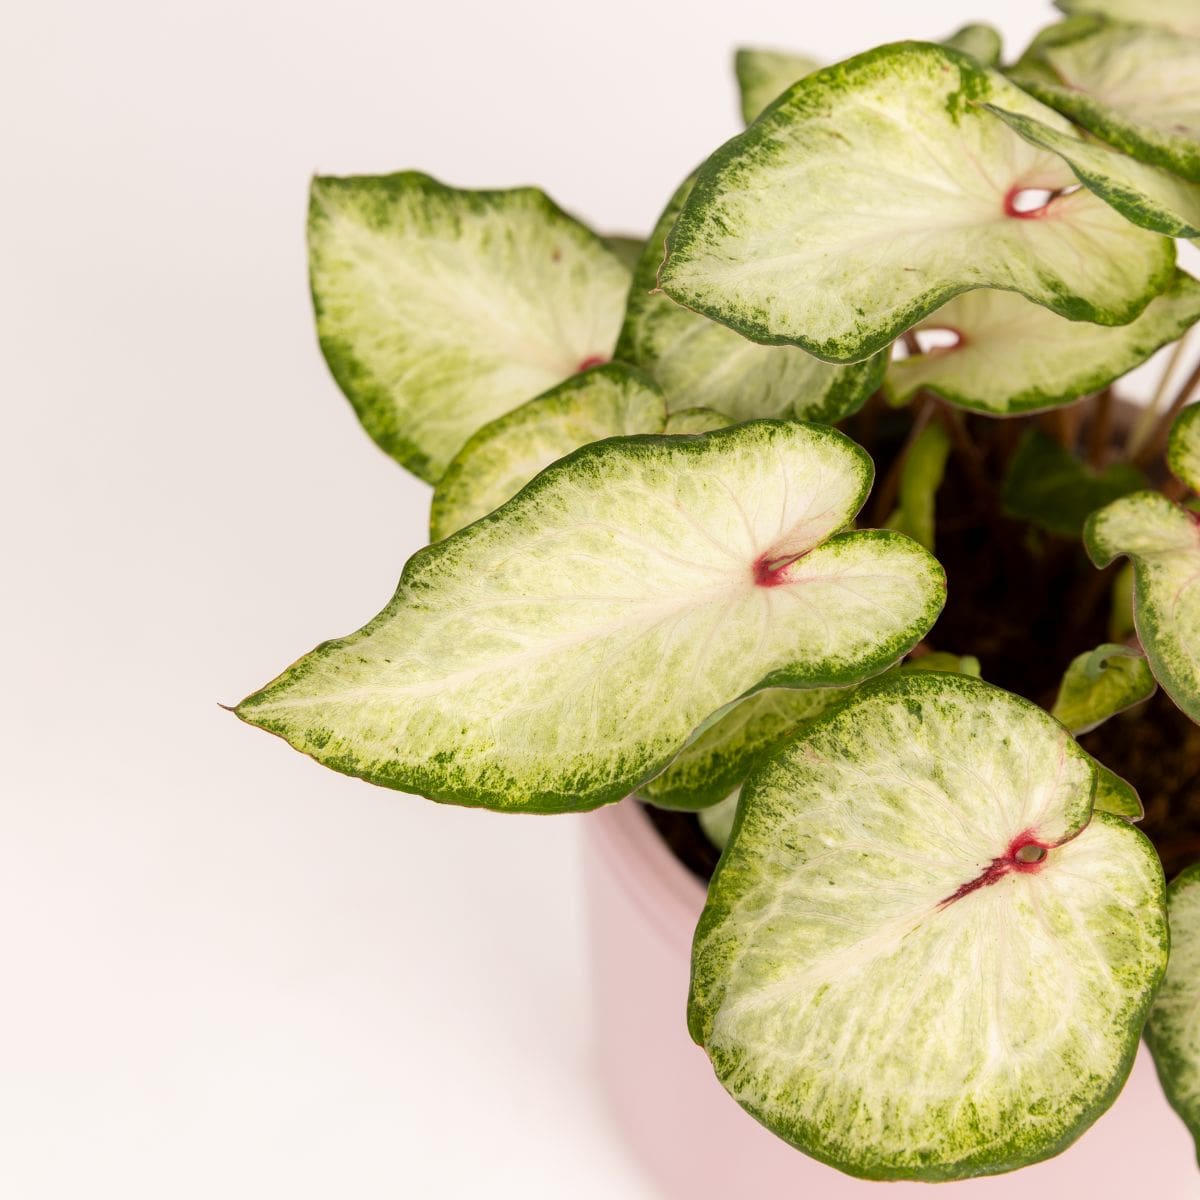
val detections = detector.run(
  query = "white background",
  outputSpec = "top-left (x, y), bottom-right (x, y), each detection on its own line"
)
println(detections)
top-left (1, 1), bottom-right (1152, 1196)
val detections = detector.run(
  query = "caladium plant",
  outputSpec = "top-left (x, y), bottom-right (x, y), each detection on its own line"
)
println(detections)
top-left (235, 2), bottom-right (1200, 1183)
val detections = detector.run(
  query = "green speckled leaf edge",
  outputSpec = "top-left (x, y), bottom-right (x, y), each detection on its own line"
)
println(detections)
top-left (1091, 758), bottom-right (1144, 820)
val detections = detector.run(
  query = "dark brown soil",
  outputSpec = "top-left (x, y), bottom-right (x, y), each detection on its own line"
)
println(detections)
top-left (650, 404), bottom-right (1200, 886)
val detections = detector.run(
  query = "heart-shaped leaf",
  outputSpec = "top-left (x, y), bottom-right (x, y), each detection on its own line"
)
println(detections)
top-left (1085, 490), bottom-right (1200, 722)
top-left (1012, 18), bottom-right (1200, 182)
top-left (1002, 428), bottom-right (1145, 537)
top-left (660, 43), bottom-right (1175, 363)
top-left (1146, 863), bottom-right (1200, 1161)
top-left (236, 422), bottom-right (945, 812)
top-left (1168, 403), bottom-right (1200, 492)
top-left (690, 671), bottom-right (1167, 1181)
top-left (1055, 0), bottom-right (1200, 39)
top-left (887, 276), bottom-right (1200, 414)
top-left (1052, 643), bottom-right (1157, 732)
top-left (308, 172), bottom-right (631, 482)
top-left (985, 105), bottom-right (1200, 237)
top-left (735, 48), bottom-right (821, 124)
top-left (616, 175), bottom-right (886, 422)
top-left (640, 687), bottom-right (844, 812)
top-left (429, 363), bottom-right (722, 541)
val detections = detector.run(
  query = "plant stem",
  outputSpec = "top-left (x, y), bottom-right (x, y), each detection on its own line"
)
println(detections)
top-left (1086, 389), bottom-right (1113, 469)
top-left (869, 398), bottom-right (933, 526)
top-left (1133, 355), bottom-right (1200, 470)
top-left (1127, 331), bottom-right (1194, 459)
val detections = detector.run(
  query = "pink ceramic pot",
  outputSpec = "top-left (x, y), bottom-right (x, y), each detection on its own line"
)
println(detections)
top-left (583, 798), bottom-right (1197, 1198)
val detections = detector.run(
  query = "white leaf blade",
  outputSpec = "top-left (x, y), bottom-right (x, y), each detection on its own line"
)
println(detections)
top-left (660, 43), bottom-right (1175, 363)
top-left (691, 672), bottom-right (1167, 1181)
top-left (309, 172), bottom-right (631, 482)
top-left (238, 422), bottom-right (945, 812)
top-left (1055, 0), bottom-right (1200, 39)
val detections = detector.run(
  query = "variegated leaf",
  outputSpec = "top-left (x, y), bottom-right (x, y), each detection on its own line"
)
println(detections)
top-left (1085, 490), bottom-right (1200, 722)
top-left (735, 48), bottom-right (821, 124)
top-left (699, 788), bottom-right (741, 851)
top-left (429, 363), bottom-right (672, 541)
top-left (1168, 403), bottom-right (1200, 491)
top-left (985, 105), bottom-right (1200, 237)
top-left (1146, 864), bottom-right (1200, 1161)
top-left (690, 671), bottom-right (1167, 1181)
top-left (617, 175), bottom-right (886, 422)
top-left (660, 43), bottom-right (1175, 363)
top-left (308, 172), bottom-right (630, 482)
top-left (1012, 18), bottom-right (1200, 182)
top-left (886, 276), bottom-right (1200, 413)
top-left (663, 407), bottom-right (730, 434)
top-left (1051, 643), bottom-right (1157, 732)
top-left (237, 422), bottom-right (945, 812)
top-left (1055, 0), bottom-right (1200, 39)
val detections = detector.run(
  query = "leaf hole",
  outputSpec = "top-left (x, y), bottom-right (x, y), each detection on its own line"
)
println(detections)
top-left (1003, 183), bottom-right (1082, 219)
top-left (1014, 843), bottom-right (1047, 865)
top-left (911, 327), bottom-right (963, 355)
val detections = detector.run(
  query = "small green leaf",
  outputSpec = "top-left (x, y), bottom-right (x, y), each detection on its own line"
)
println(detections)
top-left (1110, 561), bottom-right (1136, 640)
top-left (1086, 491), bottom-right (1200, 722)
top-left (734, 48), bottom-right (821, 124)
top-left (690, 671), bottom-right (1167, 1181)
top-left (984, 105), bottom-right (1200, 237)
top-left (617, 175), bottom-right (886, 422)
top-left (308, 172), bottom-right (630, 482)
top-left (1168, 403), bottom-right (1200, 491)
top-left (640, 687), bottom-right (845, 811)
top-left (429, 363), bottom-right (667, 541)
top-left (943, 22), bottom-right (1003, 66)
top-left (1092, 759), bottom-right (1144, 820)
top-left (1051, 643), bottom-right (1157, 732)
top-left (884, 422), bottom-right (950, 551)
top-left (1146, 864), bottom-right (1200, 1162)
top-left (886, 276), bottom-right (1200, 414)
top-left (1012, 18), bottom-right (1200, 182)
top-left (237, 422), bottom-right (945, 812)
top-left (1002, 428), bottom-right (1145, 537)
top-left (660, 43), bottom-right (1175, 363)
top-left (1055, 0), bottom-right (1200, 39)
